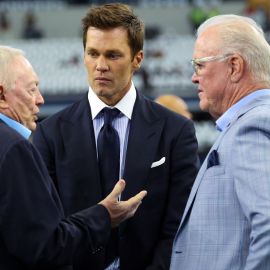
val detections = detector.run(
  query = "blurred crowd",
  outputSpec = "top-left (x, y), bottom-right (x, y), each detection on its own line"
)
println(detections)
top-left (0, 9), bottom-right (45, 40)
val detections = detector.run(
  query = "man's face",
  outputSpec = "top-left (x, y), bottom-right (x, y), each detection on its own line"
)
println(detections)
top-left (84, 26), bottom-right (143, 106)
top-left (2, 56), bottom-right (44, 131)
top-left (191, 28), bottom-right (232, 119)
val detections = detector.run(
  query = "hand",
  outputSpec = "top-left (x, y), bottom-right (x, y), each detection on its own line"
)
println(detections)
top-left (99, 179), bottom-right (147, 227)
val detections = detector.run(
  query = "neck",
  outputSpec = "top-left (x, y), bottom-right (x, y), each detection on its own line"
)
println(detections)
top-left (227, 80), bottom-right (269, 108)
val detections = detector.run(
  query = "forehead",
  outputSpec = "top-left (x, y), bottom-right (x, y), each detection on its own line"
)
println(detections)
top-left (85, 26), bottom-right (130, 50)
top-left (193, 27), bottom-right (222, 57)
top-left (13, 56), bottom-right (38, 85)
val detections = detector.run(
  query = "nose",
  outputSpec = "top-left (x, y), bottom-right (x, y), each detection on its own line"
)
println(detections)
top-left (191, 72), bottom-right (199, 84)
top-left (96, 56), bottom-right (109, 72)
top-left (36, 89), bottom-right (44, 106)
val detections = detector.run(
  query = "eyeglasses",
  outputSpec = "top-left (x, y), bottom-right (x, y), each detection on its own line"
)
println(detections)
top-left (191, 53), bottom-right (233, 75)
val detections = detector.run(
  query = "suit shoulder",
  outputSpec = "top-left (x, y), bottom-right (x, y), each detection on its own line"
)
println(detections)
top-left (145, 97), bottom-right (191, 124)
top-left (40, 94), bottom-right (88, 126)
top-left (0, 124), bottom-right (31, 158)
top-left (0, 123), bottom-right (26, 144)
top-left (236, 102), bottom-right (270, 127)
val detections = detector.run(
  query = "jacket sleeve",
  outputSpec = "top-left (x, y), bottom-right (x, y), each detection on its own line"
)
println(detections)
top-left (0, 138), bottom-right (110, 268)
top-left (231, 113), bottom-right (270, 270)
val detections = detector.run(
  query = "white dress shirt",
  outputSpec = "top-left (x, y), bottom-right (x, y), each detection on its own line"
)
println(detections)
top-left (87, 82), bottom-right (137, 270)
top-left (88, 82), bottom-right (136, 180)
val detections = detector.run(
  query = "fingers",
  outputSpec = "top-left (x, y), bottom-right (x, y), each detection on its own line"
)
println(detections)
top-left (107, 179), bottom-right (126, 200)
top-left (124, 191), bottom-right (147, 219)
top-left (105, 187), bottom-right (147, 227)
top-left (126, 190), bottom-right (147, 210)
top-left (135, 190), bottom-right (147, 201)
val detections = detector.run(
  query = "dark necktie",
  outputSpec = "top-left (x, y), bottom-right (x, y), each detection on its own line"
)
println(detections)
top-left (97, 108), bottom-right (120, 266)
top-left (97, 107), bottom-right (120, 197)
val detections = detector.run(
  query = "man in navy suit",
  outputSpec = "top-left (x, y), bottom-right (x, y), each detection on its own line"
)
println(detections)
top-left (0, 45), bottom-right (146, 270)
top-left (33, 3), bottom-right (199, 270)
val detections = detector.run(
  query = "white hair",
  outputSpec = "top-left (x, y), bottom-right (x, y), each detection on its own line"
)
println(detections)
top-left (197, 14), bottom-right (270, 83)
top-left (0, 46), bottom-right (25, 90)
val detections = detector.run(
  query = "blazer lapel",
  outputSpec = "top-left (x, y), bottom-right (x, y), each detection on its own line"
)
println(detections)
top-left (60, 94), bottom-right (103, 202)
top-left (178, 129), bottom-right (225, 231)
top-left (176, 94), bottom-right (270, 235)
top-left (122, 92), bottom-right (165, 200)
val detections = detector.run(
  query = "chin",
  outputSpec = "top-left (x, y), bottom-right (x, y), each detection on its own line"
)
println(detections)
top-left (199, 103), bottom-right (207, 112)
top-left (94, 88), bottom-right (108, 97)
top-left (29, 123), bottom-right (36, 132)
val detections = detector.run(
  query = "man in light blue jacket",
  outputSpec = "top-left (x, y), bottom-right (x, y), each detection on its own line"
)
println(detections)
top-left (170, 14), bottom-right (270, 270)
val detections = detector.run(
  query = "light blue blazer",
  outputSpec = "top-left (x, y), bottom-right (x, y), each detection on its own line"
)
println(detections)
top-left (170, 95), bottom-right (270, 270)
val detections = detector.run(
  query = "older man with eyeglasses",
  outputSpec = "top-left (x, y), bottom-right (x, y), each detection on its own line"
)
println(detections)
top-left (170, 14), bottom-right (270, 270)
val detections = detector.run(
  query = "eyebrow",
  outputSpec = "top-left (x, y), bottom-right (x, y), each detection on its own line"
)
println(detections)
top-left (87, 47), bottom-right (122, 54)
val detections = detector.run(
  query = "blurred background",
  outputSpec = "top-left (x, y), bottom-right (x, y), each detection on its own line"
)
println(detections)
top-left (1, 0), bottom-right (269, 159)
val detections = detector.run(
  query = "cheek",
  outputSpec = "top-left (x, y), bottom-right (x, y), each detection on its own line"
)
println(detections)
top-left (17, 96), bottom-right (35, 114)
top-left (117, 64), bottom-right (133, 80)
top-left (201, 76), bottom-right (218, 97)
top-left (115, 70), bottom-right (131, 89)
top-left (84, 60), bottom-right (94, 74)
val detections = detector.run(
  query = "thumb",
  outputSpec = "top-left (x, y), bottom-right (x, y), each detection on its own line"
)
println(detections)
top-left (107, 179), bottom-right (126, 199)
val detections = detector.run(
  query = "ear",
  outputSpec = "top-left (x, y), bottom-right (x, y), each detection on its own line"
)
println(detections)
top-left (0, 86), bottom-right (9, 109)
top-left (132, 50), bottom-right (144, 71)
top-left (229, 54), bottom-right (244, 83)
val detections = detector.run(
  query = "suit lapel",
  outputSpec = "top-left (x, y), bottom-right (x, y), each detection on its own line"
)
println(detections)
top-left (178, 95), bottom-right (270, 232)
top-left (177, 126), bottom-right (226, 231)
top-left (122, 92), bottom-right (164, 200)
top-left (60, 94), bottom-right (103, 202)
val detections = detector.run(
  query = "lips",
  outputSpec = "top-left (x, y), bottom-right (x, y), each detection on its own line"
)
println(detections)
top-left (198, 89), bottom-right (204, 98)
top-left (95, 77), bottom-right (111, 83)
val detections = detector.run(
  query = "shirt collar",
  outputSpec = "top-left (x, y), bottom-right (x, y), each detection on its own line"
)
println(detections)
top-left (88, 81), bottom-right (136, 120)
top-left (216, 89), bottom-right (270, 132)
top-left (0, 113), bottom-right (31, 139)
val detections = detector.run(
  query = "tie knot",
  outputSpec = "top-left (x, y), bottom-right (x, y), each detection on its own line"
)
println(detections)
top-left (103, 107), bottom-right (120, 125)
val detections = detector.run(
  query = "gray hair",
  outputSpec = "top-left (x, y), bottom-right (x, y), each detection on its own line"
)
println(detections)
top-left (0, 46), bottom-right (25, 90)
top-left (197, 14), bottom-right (270, 83)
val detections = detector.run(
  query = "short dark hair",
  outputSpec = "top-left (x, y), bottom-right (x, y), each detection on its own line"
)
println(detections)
top-left (81, 3), bottom-right (144, 59)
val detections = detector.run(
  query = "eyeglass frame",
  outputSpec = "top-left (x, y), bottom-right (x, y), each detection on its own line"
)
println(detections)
top-left (191, 53), bottom-right (233, 75)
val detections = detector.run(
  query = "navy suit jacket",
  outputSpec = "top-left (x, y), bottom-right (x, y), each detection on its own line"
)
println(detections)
top-left (33, 91), bottom-right (199, 270)
top-left (0, 120), bottom-right (111, 270)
